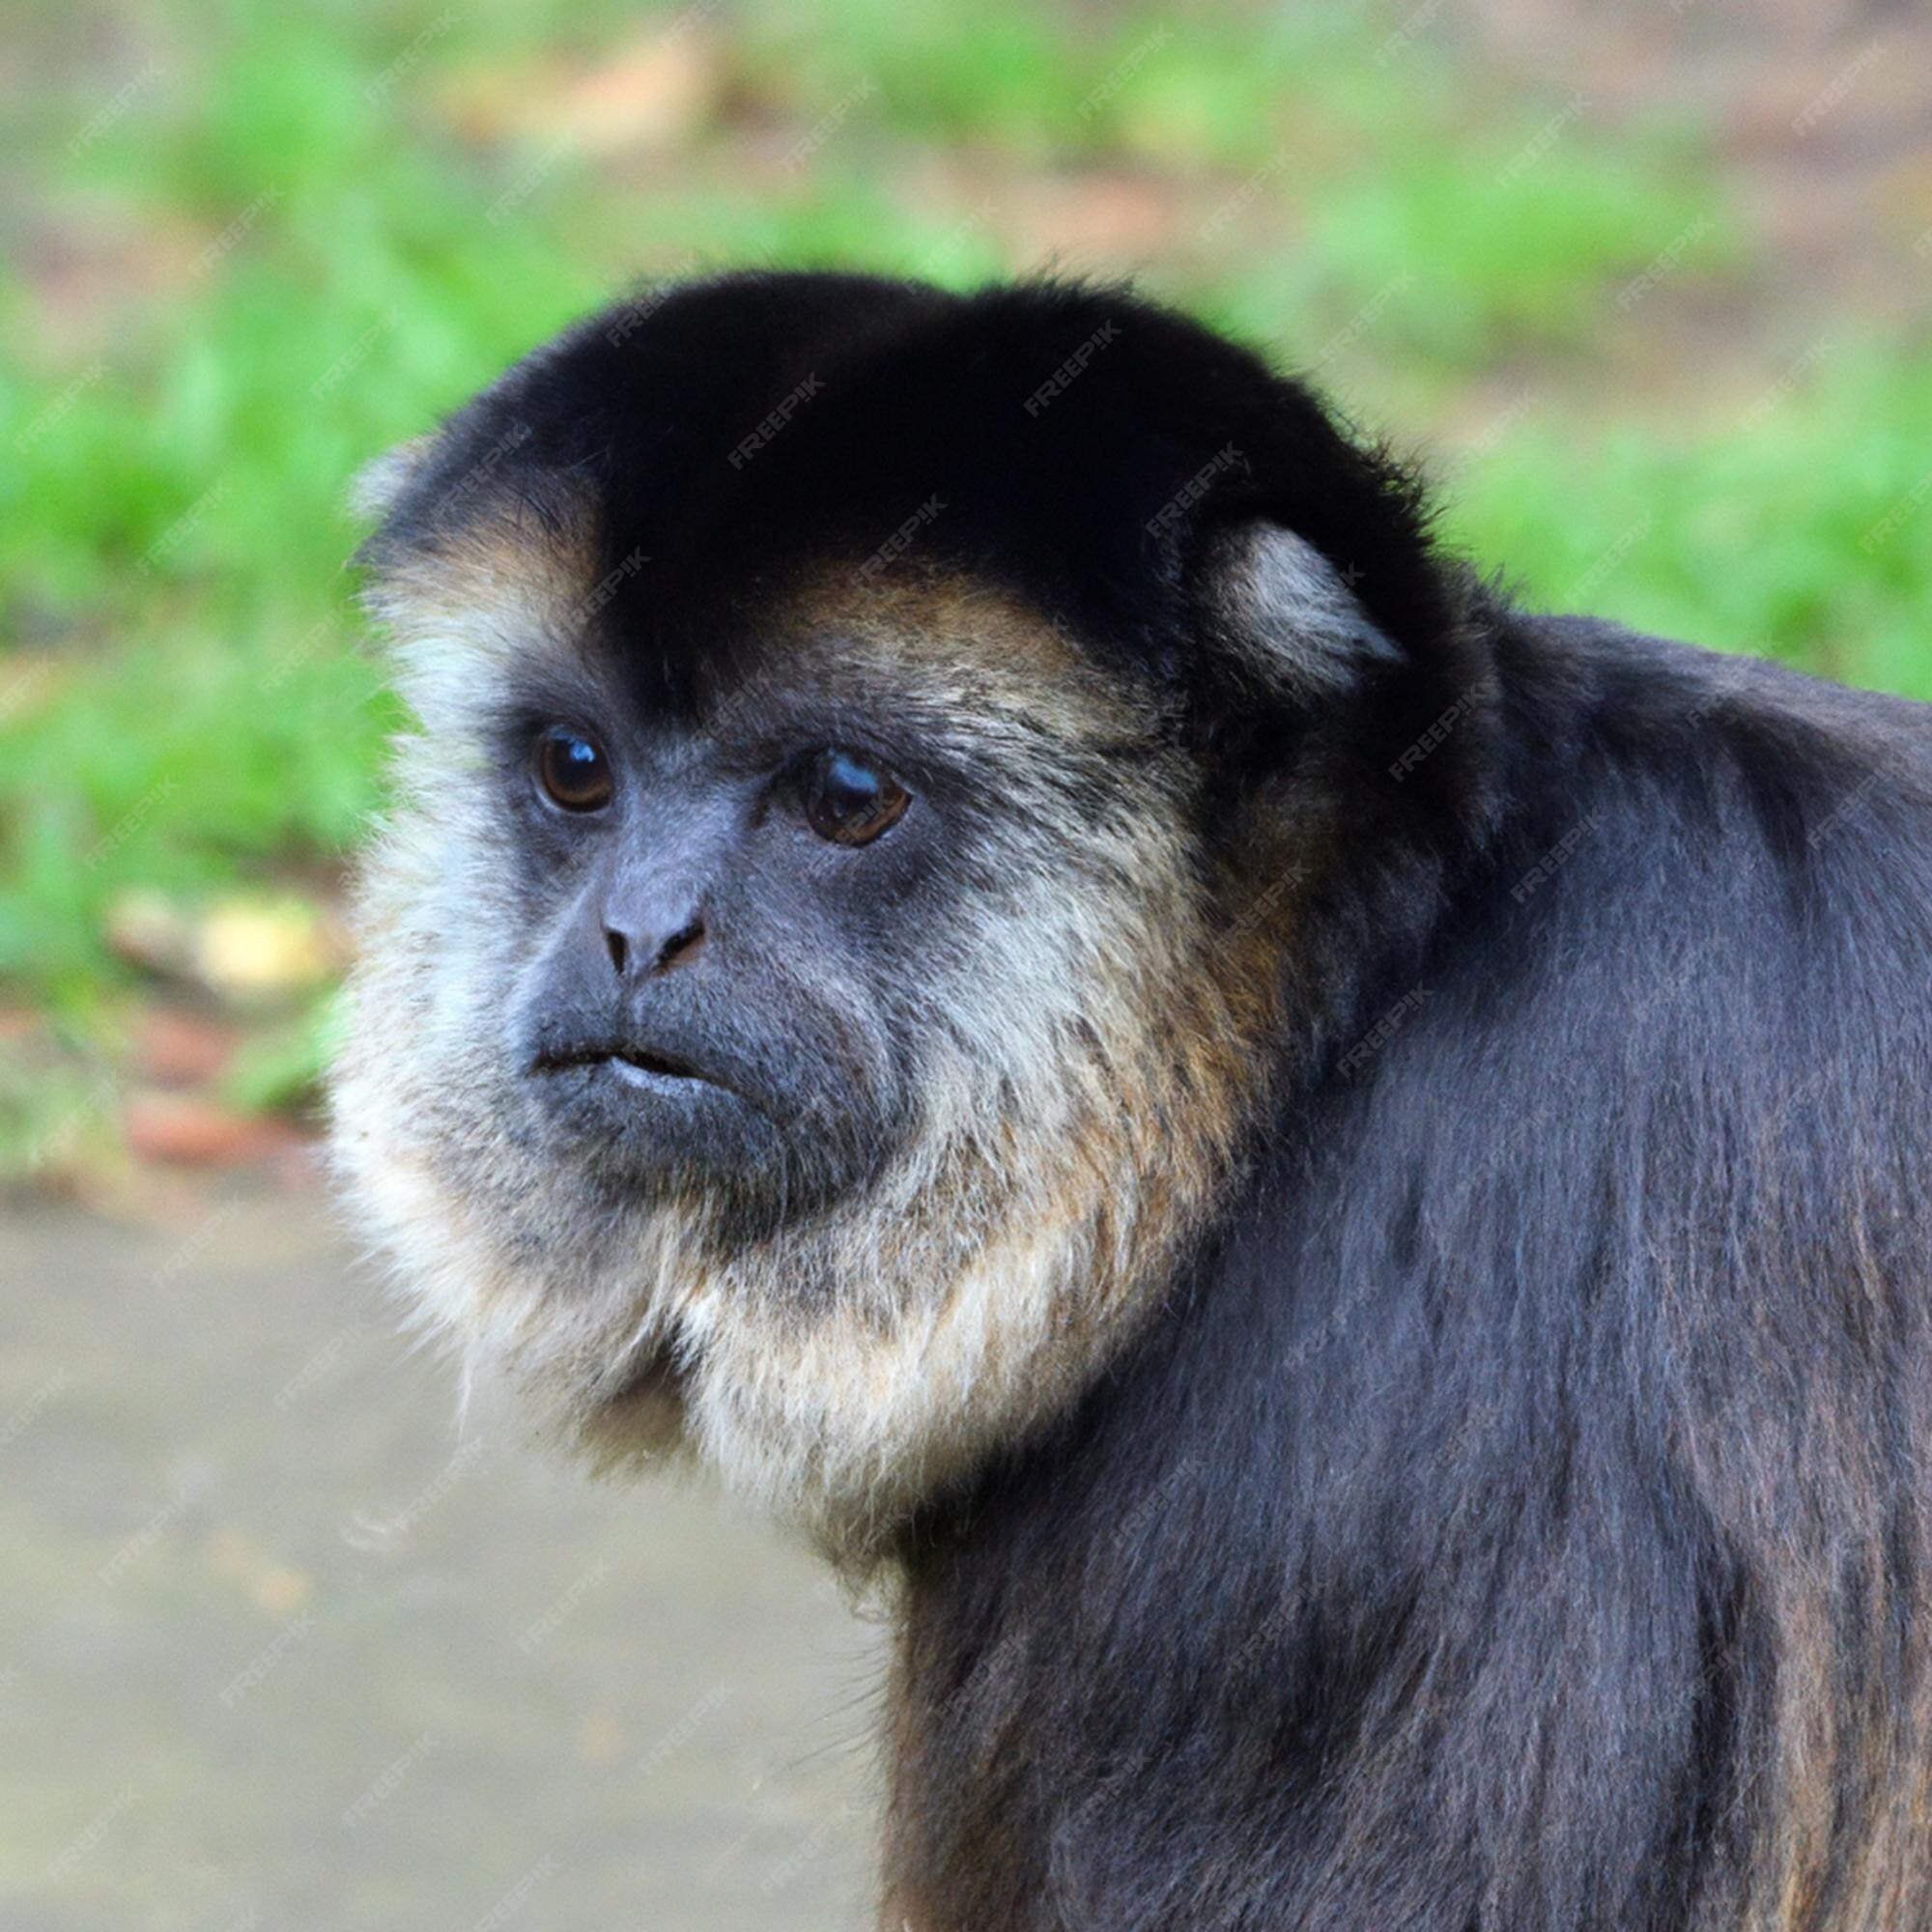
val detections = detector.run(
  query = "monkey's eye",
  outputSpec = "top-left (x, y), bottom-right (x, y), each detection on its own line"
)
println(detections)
top-left (533, 727), bottom-right (613, 812)
top-left (800, 749), bottom-right (911, 846)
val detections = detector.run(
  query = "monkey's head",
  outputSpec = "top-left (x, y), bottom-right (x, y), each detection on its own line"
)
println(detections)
top-left (331, 272), bottom-right (1485, 1559)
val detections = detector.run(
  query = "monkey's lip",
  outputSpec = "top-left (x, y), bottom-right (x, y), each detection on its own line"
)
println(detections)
top-left (531, 1042), bottom-right (743, 1103)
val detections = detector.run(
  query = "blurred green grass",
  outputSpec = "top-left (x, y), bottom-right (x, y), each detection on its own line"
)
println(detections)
top-left (2, 0), bottom-right (1928, 1136)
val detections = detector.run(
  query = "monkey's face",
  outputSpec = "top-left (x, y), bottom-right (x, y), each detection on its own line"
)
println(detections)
top-left (331, 274), bottom-right (1430, 1557)
top-left (461, 560), bottom-right (1183, 1236)
top-left (334, 534), bottom-right (1276, 1554)
top-left (507, 672), bottom-right (922, 1229)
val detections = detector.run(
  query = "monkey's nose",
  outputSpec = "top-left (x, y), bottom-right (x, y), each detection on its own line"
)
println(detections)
top-left (603, 908), bottom-right (707, 980)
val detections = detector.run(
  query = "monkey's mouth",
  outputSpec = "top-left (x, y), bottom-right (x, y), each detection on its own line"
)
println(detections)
top-left (532, 1043), bottom-right (741, 1101)
top-left (523, 1030), bottom-right (790, 1197)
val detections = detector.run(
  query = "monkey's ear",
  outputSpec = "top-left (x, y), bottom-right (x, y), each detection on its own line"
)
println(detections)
top-left (1197, 522), bottom-right (1402, 699)
top-left (349, 435), bottom-right (436, 525)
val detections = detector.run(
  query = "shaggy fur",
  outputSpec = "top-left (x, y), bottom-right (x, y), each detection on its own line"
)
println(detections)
top-left (332, 270), bottom-right (1932, 1930)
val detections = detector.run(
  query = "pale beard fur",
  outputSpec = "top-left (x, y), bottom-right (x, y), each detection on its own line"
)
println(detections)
top-left (329, 565), bottom-right (1284, 1566)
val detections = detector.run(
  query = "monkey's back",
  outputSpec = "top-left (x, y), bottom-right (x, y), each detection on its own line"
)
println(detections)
top-left (889, 614), bottom-right (1932, 1932)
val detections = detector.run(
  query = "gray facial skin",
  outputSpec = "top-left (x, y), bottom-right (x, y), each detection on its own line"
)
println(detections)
top-left (505, 709), bottom-right (923, 1228)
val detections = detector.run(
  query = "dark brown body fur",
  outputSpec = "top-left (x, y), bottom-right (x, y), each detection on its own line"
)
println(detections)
top-left (883, 611), bottom-right (1932, 1931)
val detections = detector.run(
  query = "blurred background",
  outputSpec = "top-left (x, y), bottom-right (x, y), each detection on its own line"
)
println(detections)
top-left (1, 0), bottom-right (1927, 1923)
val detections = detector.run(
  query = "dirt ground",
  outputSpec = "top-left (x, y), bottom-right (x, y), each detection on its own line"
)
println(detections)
top-left (0, 1191), bottom-right (882, 1929)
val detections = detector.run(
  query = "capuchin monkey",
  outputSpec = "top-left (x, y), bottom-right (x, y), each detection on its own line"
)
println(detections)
top-left (330, 271), bottom-right (1932, 1930)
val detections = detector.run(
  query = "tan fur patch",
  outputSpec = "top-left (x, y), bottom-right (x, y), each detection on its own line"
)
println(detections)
top-left (357, 503), bottom-right (600, 735)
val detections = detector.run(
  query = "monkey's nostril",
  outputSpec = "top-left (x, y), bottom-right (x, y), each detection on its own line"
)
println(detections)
top-left (602, 917), bottom-right (704, 978)
top-left (653, 917), bottom-right (706, 974)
